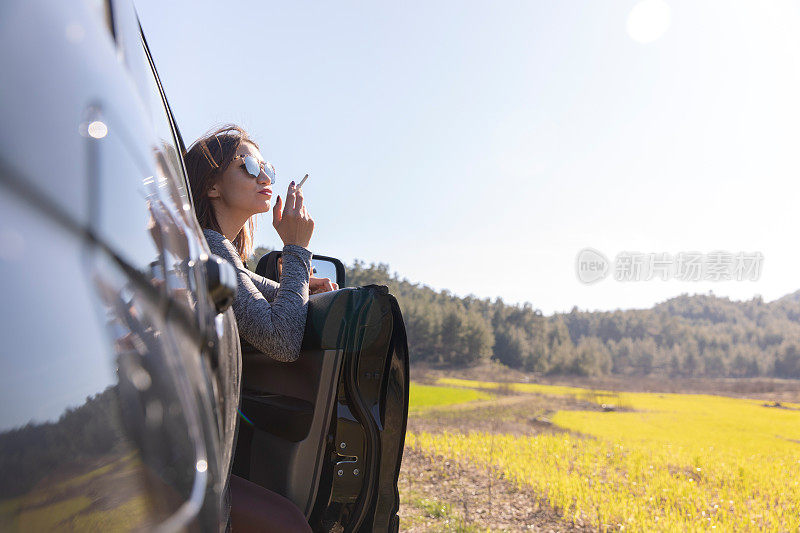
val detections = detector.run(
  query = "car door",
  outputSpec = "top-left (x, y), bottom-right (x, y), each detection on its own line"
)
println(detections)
top-left (232, 254), bottom-right (410, 532)
top-left (86, 0), bottom-right (239, 527)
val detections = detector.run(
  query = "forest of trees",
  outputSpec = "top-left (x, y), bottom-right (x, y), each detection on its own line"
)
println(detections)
top-left (339, 259), bottom-right (800, 379)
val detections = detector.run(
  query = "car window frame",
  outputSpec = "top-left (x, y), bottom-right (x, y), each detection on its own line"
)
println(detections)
top-left (137, 22), bottom-right (195, 213)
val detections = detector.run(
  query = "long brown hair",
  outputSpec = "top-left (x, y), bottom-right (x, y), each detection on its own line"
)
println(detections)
top-left (184, 124), bottom-right (260, 262)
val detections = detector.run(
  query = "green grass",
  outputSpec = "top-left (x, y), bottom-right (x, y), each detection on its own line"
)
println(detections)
top-left (437, 377), bottom-right (625, 406)
top-left (402, 489), bottom-right (490, 532)
top-left (410, 383), bottom-right (494, 412)
top-left (413, 495), bottom-right (452, 519)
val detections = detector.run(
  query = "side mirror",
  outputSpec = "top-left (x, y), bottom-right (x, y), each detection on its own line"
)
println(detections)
top-left (255, 251), bottom-right (346, 288)
top-left (203, 254), bottom-right (237, 313)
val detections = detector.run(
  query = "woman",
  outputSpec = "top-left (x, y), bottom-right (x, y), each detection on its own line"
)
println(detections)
top-left (184, 124), bottom-right (334, 532)
top-left (185, 124), bottom-right (337, 360)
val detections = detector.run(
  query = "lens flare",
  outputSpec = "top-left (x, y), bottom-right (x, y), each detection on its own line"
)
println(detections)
top-left (238, 408), bottom-right (254, 426)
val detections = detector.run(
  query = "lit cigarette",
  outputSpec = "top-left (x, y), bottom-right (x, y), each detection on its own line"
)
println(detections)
top-left (297, 174), bottom-right (309, 188)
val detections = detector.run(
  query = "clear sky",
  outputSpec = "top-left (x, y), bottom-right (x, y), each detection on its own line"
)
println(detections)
top-left (135, 0), bottom-right (800, 315)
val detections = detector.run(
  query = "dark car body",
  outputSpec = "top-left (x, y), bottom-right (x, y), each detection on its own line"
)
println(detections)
top-left (0, 1), bottom-right (408, 531)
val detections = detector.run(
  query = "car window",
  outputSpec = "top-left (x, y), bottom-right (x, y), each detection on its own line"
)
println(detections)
top-left (135, 39), bottom-right (193, 216)
top-left (132, 34), bottom-right (213, 318)
top-left (88, 27), bottom-right (198, 313)
top-left (89, 114), bottom-right (166, 290)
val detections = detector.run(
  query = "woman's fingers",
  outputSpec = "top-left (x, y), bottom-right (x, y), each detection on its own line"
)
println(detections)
top-left (274, 180), bottom-right (313, 248)
top-left (272, 195), bottom-right (282, 229)
top-left (285, 182), bottom-right (297, 213)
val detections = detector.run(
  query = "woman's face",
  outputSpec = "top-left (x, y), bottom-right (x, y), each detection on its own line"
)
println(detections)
top-left (208, 141), bottom-right (273, 219)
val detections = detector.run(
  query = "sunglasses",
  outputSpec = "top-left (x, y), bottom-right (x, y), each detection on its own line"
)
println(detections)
top-left (233, 155), bottom-right (276, 184)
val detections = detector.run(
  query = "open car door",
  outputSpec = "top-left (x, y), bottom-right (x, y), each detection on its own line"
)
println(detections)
top-left (232, 253), bottom-right (409, 532)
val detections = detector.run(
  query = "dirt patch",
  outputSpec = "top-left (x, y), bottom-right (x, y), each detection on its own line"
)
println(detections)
top-left (409, 394), bottom-right (602, 437)
top-left (537, 375), bottom-right (800, 402)
top-left (762, 401), bottom-right (800, 410)
top-left (667, 464), bottom-right (704, 484)
top-left (398, 446), bottom-right (591, 532)
top-left (412, 362), bottom-right (531, 385)
top-left (412, 364), bottom-right (800, 403)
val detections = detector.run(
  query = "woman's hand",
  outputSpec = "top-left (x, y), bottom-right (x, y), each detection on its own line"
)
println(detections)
top-left (309, 276), bottom-right (339, 295)
top-left (273, 181), bottom-right (314, 248)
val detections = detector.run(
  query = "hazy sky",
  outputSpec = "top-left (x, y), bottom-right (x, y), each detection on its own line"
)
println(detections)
top-left (135, 0), bottom-right (800, 315)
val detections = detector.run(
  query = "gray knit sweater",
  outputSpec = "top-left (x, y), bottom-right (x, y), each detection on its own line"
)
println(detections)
top-left (203, 229), bottom-right (312, 362)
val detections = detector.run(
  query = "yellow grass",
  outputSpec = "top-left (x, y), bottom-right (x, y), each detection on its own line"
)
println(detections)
top-left (408, 379), bottom-right (800, 531)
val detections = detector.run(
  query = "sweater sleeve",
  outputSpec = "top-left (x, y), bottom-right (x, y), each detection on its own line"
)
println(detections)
top-left (203, 229), bottom-right (312, 362)
top-left (248, 268), bottom-right (279, 302)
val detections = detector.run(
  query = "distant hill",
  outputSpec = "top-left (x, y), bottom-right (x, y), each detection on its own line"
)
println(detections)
top-left (344, 260), bottom-right (800, 379)
top-left (776, 289), bottom-right (800, 305)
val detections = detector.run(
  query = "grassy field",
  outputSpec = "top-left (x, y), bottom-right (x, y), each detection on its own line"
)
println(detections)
top-left (410, 382), bottom-right (495, 412)
top-left (0, 452), bottom-right (154, 532)
top-left (402, 378), bottom-right (800, 532)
